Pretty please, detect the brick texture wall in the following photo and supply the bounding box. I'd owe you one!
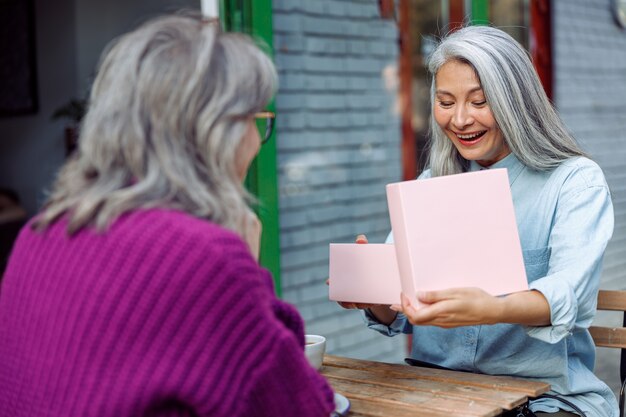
[553,0,626,396]
[272,0,405,360]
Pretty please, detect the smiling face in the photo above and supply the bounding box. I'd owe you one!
[433,60,510,167]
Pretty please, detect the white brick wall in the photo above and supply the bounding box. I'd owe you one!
[553,0,626,396]
[273,0,405,360]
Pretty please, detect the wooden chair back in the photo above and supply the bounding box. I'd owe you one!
[589,290,626,417]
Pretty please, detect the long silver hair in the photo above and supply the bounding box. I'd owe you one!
[36,12,277,236]
[426,25,586,176]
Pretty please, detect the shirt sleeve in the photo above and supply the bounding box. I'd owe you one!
[165,233,335,417]
[239,269,336,417]
[526,166,614,343]
[363,309,412,336]
[245,329,335,417]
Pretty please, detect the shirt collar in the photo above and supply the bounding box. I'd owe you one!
[468,153,525,186]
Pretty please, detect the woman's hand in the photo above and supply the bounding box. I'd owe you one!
[391,288,504,328]
[390,288,551,328]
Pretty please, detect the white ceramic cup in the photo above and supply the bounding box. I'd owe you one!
[304,334,326,370]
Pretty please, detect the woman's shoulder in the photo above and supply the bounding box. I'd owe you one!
[113,208,251,258]
[116,208,270,286]
[559,156,601,170]
[555,156,609,189]
[120,208,237,235]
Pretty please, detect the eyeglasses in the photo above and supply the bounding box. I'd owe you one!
[254,111,275,144]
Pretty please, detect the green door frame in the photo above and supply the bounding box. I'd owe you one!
[219,0,282,296]
[470,0,489,25]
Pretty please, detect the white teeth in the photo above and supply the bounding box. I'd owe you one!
[457,131,484,140]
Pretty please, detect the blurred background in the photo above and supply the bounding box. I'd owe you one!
[1,0,625,396]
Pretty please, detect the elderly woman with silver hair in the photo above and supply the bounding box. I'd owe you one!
[344,26,617,417]
[0,13,335,417]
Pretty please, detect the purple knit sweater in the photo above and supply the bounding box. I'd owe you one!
[0,209,334,417]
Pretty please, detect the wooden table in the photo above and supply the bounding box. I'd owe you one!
[321,355,551,417]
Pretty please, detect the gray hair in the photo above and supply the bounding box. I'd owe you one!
[426,25,585,176]
[36,12,277,236]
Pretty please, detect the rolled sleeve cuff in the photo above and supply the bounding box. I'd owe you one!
[525,279,577,343]
[363,309,407,337]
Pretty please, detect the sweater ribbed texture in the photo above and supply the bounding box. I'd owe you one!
[0,209,334,417]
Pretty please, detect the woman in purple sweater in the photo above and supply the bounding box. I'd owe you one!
[0,12,334,417]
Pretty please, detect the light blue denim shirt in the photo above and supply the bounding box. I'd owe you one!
[365,153,618,417]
